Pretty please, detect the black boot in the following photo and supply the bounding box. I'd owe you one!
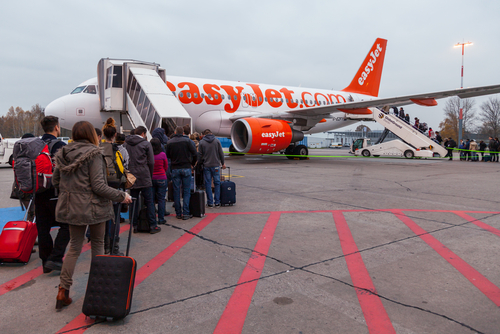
[111,237,124,256]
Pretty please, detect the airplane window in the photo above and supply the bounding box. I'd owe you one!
[208,94,212,99]
[265,97,268,102]
[194,93,198,98]
[71,86,86,94]
[179,92,183,97]
[215,95,219,99]
[252,96,255,101]
[222,95,225,99]
[286,99,289,103]
[227,95,231,100]
[243,96,246,101]
[83,85,97,94]
[234,95,238,100]
[187,93,191,98]
[201,93,204,98]
[259,97,262,102]
[281,99,283,102]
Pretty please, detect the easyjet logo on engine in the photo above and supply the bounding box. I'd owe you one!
[262,131,285,139]
[358,44,383,86]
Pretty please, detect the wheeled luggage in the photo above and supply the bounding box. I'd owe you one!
[189,173,205,217]
[0,199,37,264]
[82,199,137,320]
[167,180,174,202]
[135,194,151,233]
[220,167,236,206]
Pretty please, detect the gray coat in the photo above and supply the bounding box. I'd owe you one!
[198,134,224,168]
[53,140,127,225]
[125,135,154,189]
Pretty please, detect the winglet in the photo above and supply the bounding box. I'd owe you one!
[342,38,387,97]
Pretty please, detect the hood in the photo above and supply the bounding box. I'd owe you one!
[151,128,168,145]
[54,140,102,174]
[125,135,147,146]
[202,134,216,143]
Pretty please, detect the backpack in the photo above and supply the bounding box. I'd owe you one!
[13,137,60,194]
[101,142,126,189]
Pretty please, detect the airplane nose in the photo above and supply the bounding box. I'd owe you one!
[45,98,66,125]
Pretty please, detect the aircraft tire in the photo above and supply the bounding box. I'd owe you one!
[362,150,370,157]
[293,145,308,160]
[404,150,414,159]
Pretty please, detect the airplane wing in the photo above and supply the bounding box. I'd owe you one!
[286,84,500,117]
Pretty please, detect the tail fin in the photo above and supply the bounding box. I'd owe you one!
[342,38,387,97]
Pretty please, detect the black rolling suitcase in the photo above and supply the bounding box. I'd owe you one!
[189,173,205,217]
[82,199,137,320]
[220,167,236,206]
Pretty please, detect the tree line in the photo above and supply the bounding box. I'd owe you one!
[439,96,500,140]
[0,104,45,138]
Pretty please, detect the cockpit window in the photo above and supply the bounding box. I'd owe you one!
[71,86,86,94]
[83,85,97,94]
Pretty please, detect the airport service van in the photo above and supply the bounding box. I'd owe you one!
[350,138,435,159]
[0,134,20,167]
[329,142,342,149]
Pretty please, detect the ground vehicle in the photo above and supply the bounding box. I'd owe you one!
[329,142,342,149]
[0,134,20,167]
[350,138,435,158]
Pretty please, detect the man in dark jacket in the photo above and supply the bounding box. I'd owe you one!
[166,126,197,220]
[198,129,226,207]
[125,126,160,233]
[488,137,498,162]
[36,116,70,273]
[445,138,457,160]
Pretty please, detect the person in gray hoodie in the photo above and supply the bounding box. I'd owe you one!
[125,126,160,234]
[198,129,226,207]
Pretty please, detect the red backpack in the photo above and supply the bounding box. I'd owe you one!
[13,137,60,194]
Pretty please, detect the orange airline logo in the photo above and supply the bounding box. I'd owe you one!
[166,80,348,113]
[358,43,383,86]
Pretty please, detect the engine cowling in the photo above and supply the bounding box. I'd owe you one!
[230,118,304,153]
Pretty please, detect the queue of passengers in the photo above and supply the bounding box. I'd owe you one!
[22,116,226,310]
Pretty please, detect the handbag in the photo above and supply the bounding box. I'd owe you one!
[124,170,136,189]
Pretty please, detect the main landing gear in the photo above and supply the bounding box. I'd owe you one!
[285,144,309,160]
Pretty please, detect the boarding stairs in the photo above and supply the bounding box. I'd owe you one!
[345,108,447,157]
[97,59,191,138]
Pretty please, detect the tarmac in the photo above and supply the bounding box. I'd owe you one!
[0,148,499,334]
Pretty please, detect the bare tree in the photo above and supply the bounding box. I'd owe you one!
[478,97,500,138]
[0,104,45,138]
[439,97,476,141]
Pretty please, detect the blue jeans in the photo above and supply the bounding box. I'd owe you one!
[204,167,221,205]
[172,168,191,216]
[152,179,167,223]
[130,187,157,228]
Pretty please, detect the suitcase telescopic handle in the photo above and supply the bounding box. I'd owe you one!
[126,198,137,257]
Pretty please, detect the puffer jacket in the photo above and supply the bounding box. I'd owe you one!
[53,140,127,225]
[125,135,154,188]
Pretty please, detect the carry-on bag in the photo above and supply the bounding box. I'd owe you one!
[0,198,37,264]
[189,172,205,217]
[82,199,137,320]
[220,167,236,206]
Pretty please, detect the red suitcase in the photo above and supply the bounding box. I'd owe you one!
[0,200,37,264]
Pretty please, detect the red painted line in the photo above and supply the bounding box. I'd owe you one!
[214,212,281,334]
[332,211,396,334]
[56,213,219,334]
[391,210,500,307]
[0,224,130,297]
[453,211,500,238]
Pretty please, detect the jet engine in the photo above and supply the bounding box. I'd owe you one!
[230,118,304,153]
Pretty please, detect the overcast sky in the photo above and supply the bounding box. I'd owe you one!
[1,0,499,132]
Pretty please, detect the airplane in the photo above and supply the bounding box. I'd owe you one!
[45,38,500,159]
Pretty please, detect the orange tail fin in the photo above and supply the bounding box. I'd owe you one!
[342,38,387,97]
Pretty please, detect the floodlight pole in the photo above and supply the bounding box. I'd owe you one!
[455,41,472,144]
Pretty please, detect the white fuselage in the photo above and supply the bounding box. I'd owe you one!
[46,75,368,136]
